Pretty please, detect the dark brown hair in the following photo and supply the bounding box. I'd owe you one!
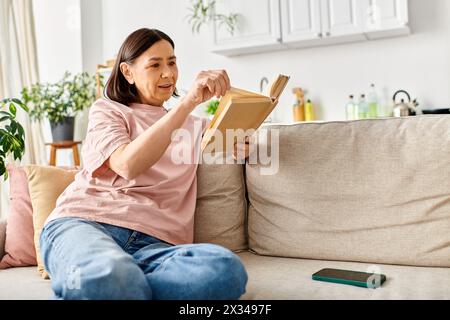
[105,28,178,106]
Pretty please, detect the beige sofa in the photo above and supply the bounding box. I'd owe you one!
[1,115,450,300]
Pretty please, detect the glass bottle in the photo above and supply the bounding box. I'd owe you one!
[367,84,378,118]
[358,94,368,119]
[346,95,356,120]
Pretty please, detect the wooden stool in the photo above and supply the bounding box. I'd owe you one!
[45,141,81,166]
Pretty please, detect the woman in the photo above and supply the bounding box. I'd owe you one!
[40,28,249,300]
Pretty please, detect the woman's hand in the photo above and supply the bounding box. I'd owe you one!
[182,70,231,110]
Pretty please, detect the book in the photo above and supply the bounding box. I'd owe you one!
[201,74,290,153]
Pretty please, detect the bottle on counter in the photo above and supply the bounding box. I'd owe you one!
[292,87,305,122]
[367,83,378,118]
[305,99,315,121]
[346,95,356,120]
[358,94,368,119]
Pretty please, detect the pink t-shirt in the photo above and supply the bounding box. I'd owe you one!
[45,98,208,245]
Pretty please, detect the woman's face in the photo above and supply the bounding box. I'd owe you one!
[120,39,178,106]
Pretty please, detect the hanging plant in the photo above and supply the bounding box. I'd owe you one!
[187,0,239,35]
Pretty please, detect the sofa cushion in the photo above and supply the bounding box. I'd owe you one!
[194,160,247,251]
[24,165,79,279]
[238,252,450,300]
[0,253,449,300]
[247,115,450,267]
[0,166,37,269]
[0,266,53,299]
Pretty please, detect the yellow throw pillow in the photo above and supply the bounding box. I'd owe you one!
[23,165,78,279]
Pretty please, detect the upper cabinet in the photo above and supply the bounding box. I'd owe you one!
[321,0,366,40]
[281,0,367,49]
[363,0,410,39]
[211,0,282,56]
[280,0,322,46]
[211,0,410,56]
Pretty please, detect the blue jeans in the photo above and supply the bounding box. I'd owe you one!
[40,217,248,300]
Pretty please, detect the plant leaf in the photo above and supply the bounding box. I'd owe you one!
[9,103,17,117]
[12,98,29,112]
[18,124,24,137]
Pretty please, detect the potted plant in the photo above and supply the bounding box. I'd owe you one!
[21,71,97,142]
[0,98,29,180]
[205,98,220,119]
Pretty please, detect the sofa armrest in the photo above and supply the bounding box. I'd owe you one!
[0,219,6,260]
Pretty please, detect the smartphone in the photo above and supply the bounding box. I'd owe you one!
[312,268,386,289]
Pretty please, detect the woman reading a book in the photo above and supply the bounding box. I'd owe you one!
[39,28,250,300]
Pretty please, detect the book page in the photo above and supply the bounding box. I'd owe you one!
[269,75,290,101]
[229,87,265,98]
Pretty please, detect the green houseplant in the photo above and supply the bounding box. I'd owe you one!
[205,99,220,117]
[187,0,239,35]
[0,98,29,181]
[21,71,97,142]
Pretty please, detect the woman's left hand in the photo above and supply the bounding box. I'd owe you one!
[232,136,255,161]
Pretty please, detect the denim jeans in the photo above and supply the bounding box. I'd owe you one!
[39,217,248,300]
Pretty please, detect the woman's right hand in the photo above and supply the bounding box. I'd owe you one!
[182,70,231,111]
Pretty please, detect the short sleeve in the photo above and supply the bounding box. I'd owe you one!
[81,104,132,178]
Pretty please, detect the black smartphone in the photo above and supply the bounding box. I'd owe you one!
[312,268,386,289]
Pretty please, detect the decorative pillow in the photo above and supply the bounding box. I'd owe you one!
[0,165,37,269]
[0,220,6,260]
[194,159,247,252]
[23,165,78,279]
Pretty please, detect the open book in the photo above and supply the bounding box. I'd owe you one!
[201,74,290,153]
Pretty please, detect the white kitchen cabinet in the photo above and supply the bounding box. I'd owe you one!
[211,0,283,56]
[363,0,410,39]
[281,0,366,48]
[280,0,322,47]
[210,0,409,56]
[321,0,366,42]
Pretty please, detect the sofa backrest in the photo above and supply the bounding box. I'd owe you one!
[246,115,450,267]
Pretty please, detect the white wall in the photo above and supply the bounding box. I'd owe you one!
[100,0,450,122]
[33,0,82,83]
[80,0,103,74]
[33,0,83,166]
